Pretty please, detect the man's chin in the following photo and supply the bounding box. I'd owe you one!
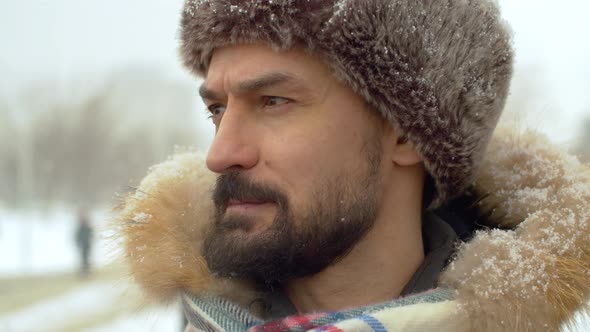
[217,223,277,244]
[220,207,276,233]
[203,227,290,281]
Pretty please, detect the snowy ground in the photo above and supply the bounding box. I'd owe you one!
[86,308,182,332]
[0,280,181,332]
[0,208,588,331]
[2,282,138,331]
[0,208,115,276]
[0,208,183,332]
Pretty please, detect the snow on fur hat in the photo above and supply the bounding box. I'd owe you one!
[179,0,514,208]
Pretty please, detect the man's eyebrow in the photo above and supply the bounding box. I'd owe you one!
[234,72,300,94]
[199,85,221,101]
[199,72,304,100]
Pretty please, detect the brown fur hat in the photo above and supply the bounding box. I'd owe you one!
[179,0,514,207]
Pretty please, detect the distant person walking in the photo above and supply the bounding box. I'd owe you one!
[75,208,93,278]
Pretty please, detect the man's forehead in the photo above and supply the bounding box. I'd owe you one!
[201,45,333,98]
[210,43,309,63]
[206,44,329,78]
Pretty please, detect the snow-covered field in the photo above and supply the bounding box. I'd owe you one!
[86,308,181,332]
[0,208,114,276]
[0,280,181,332]
[0,208,182,331]
[1,282,130,331]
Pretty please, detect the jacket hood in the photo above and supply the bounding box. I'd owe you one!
[113,129,590,331]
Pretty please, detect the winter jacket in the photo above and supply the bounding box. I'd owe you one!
[114,128,590,331]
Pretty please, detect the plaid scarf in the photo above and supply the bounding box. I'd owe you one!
[182,288,454,332]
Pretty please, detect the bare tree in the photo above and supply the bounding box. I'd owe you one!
[0,67,204,209]
[573,115,590,163]
[0,100,18,206]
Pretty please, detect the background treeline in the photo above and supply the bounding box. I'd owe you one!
[0,68,208,210]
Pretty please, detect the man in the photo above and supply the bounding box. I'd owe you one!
[75,208,93,278]
[116,1,590,331]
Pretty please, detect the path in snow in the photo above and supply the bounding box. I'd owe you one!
[0,277,181,332]
[85,308,181,332]
[0,281,128,332]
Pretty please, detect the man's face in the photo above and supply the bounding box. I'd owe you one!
[201,44,387,284]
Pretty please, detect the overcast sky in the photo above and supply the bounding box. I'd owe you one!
[1,0,589,145]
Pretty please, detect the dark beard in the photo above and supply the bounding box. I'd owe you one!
[203,139,382,285]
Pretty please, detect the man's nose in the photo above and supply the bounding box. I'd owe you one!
[206,108,258,173]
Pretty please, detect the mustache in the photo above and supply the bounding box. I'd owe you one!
[213,173,288,209]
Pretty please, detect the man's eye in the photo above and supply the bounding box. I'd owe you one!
[263,96,291,108]
[207,104,226,118]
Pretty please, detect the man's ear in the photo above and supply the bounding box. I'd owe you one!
[391,135,423,167]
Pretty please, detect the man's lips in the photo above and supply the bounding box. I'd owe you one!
[227,199,272,209]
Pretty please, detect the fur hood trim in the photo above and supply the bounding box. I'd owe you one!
[440,128,590,331]
[179,0,514,208]
[114,129,590,331]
